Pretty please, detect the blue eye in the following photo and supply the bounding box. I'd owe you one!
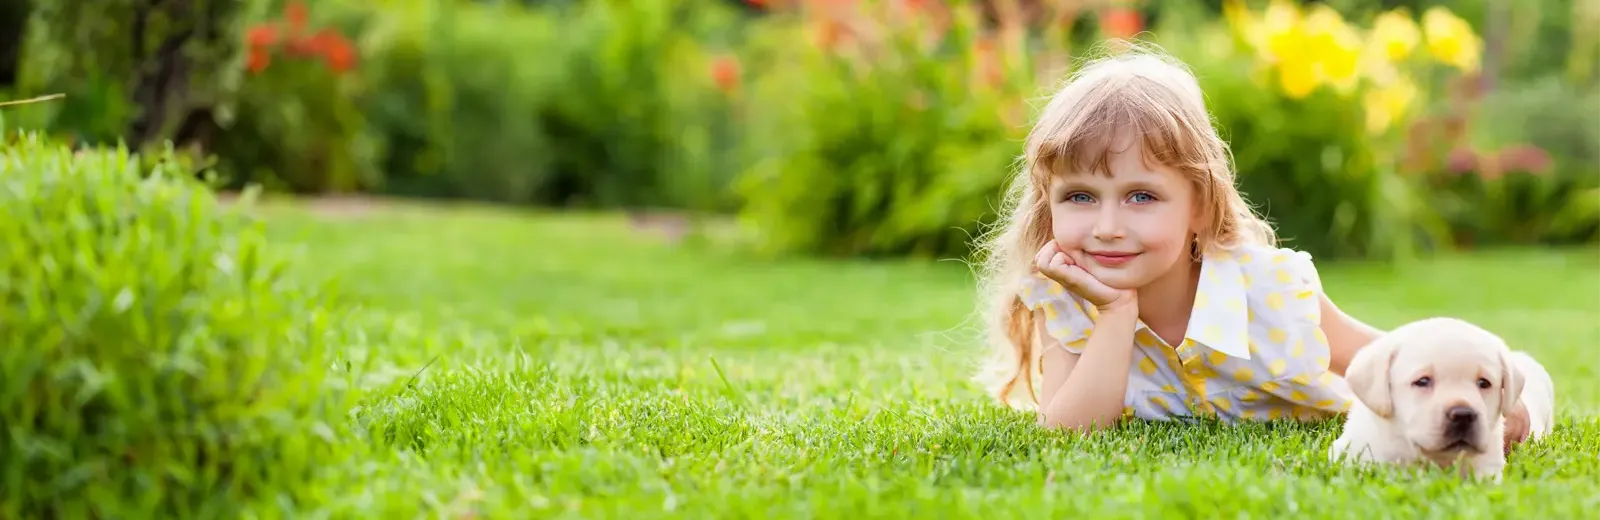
[1067,193,1094,204]
[1130,192,1157,204]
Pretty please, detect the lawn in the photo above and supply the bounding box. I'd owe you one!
[256,199,1599,518]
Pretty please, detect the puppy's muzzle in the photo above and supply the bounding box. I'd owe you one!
[1443,406,1478,440]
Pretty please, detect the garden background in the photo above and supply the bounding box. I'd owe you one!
[3,0,1599,517]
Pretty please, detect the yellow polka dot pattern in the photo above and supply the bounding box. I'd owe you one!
[1016,243,1355,424]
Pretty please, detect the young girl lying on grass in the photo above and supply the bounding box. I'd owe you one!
[972,46,1535,451]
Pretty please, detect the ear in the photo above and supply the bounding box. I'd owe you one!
[1497,349,1525,417]
[1345,334,1398,418]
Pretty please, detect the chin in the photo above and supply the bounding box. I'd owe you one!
[1092,270,1153,291]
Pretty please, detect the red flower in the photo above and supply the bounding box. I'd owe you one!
[247,49,271,74]
[1495,144,1553,176]
[1098,7,1143,39]
[1446,147,1478,175]
[286,1,309,31]
[246,24,279,48]
[288,34,316,57]
[710,55,740,93]
[318,32,357,73]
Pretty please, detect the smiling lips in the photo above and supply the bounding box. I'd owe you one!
[1086,250,1138,267]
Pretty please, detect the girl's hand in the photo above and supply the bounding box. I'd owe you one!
[1033,240,1136,313]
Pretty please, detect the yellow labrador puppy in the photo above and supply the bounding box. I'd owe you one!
[1329,317,1555,482]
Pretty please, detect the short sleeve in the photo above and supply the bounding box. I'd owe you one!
[1240,246,1325,326]
[1019,272,1096,353]
[1286,249,1323,294]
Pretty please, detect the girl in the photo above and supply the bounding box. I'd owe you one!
[971,47,1535,446]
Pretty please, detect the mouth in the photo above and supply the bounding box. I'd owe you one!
[1429,439,1479,455]
[1085,251,1139,267]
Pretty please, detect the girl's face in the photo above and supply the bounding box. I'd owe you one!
[1047,142,1201,291]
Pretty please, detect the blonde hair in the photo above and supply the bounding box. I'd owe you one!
[971,43,1277,408]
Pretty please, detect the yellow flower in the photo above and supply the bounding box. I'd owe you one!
[1301,4,1363,94]
[1358,47,1402,85]
[1261,0,1305,62]
[1369,9,1421,62]
[1363,74,1418,134]
[1223,0,1263,49]
[1422,6,1482,72]
[1278,57,1319,99]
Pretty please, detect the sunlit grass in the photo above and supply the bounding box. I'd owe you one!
[260,200,1600,517]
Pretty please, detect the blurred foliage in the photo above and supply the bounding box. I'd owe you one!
[209,1,384,193]
[1187,0,1485,260]
[1414,74,1600,247]
[4,0,1596,261]
[733,2,1057,258]
[13,0,246,147]
[355,0,744,210]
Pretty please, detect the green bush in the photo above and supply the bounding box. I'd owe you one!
[539,0,741,210]
[208,1,384,194]
[1176,41,1447,260]
[11,0,249,149]
[734,5,1046,259]
[353,0,742,210]
[1419,75,1600,246]
[355,1,565,204]
[0,130,349,517]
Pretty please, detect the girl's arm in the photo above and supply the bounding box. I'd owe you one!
[1035,306,1138,432]
[1318,293,1385,377]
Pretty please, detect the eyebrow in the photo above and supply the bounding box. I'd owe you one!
[1052,176,1168,194]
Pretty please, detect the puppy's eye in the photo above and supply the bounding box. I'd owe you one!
[1477,378,1492,389]
[1412,377,1432,388]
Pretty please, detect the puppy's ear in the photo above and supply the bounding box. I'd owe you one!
[1345,334,1398,418]
[1497,349,1525,417]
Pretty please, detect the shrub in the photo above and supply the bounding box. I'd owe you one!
[735,1,1064,259]
[520,0,743,210]
[1413,74,1600,246]
[209,1,384,194]
[0,130,349,517]
[1167,0,1490,260]
[354,1,567,204]
[11,0,248,149]
[352,0,741,210]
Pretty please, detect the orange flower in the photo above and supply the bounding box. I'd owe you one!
[1098,7,1143,39]
[813,19,848,50]
[320,33,357,73]
[710,55,741,93]
[286,1,308,31]
[246,24,279,48]
[972,36,1003,88]
[247,48,271,74]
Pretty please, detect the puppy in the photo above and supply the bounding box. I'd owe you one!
[1329,317,1555,482]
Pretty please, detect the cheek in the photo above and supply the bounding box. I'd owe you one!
[1049,206,1090,244]
[1130,212,1194,252]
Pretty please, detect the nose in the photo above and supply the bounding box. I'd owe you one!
[1446,406,1478,426]
[1092,204,1124,240]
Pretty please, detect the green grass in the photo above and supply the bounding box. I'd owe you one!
[255,200,1600,518]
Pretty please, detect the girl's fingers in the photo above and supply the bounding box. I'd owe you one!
[1034,243,1056,271]
[1056,244,1076,266]
[1057,265,1119,306]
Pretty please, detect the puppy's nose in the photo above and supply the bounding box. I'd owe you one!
[1446,406,1478,425]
